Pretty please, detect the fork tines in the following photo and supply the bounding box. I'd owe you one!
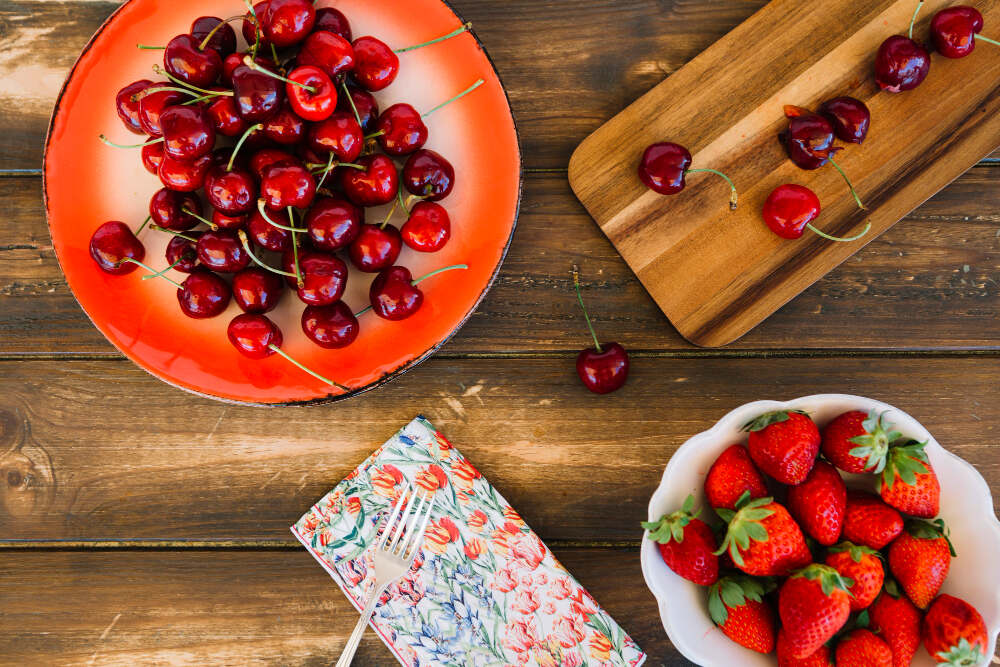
[379,482,436,562]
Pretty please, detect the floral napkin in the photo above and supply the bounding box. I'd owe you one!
[291,416,646,667]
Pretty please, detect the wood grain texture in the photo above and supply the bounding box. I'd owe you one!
[1,356,996,545]
[569,0,1000,347]
[0,549,687,665]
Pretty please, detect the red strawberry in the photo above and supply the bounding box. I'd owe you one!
[705,444,768,510]
[888,518,954,609]
[879,439,940,518]
[843,491,903,550]
[707,575,776,653]
[778,564,852,658]
[869,578,922,667]
[821,409,899,474]
[824,542,884,611]
[835,628,892,667]
[715,494,811,577]
[786,460,846,546]
[641,494,719,585]
[923,594,988,666]
[744,410,820,485]
[777,628,834,666]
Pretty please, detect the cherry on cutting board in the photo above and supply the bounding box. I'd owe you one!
[197,229,251,272]
[164,34,222,88]
[89,221,146,275]
[875,2,931,92]
[638,142,738,209]
[150,188,201,231]
[369,264,468,321]
[819,97,870,144]
[782,106,866,211]
[191,16,238,57]
[301,301,359,349]
[401,201,450,252]
[178,268,232,319]
[232,266,284,313]
[116,80,153,134]
[572,266,629,394]
[348,223,402,272]
[286,66,337,121]
[402,149,453,202]
[305,196,363,251]
[342,154,399,207]
[931,6,999,58]
[762,184,871,242]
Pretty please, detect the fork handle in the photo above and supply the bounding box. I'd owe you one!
[335,584,387,667]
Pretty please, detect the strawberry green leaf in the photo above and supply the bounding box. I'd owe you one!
[742,410,805,432]
[934,637,985,666]
[716,508,736,523]
[707,583,729,626]
[883,577,902,599]
[793,564,854,597]
[855,609,870,629]
[829,541,880,563]
[846,411,898,473]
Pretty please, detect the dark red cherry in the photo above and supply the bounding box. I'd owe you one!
[116,80,153,134]
[305,196,363,251]
[369,266,422,320]
[250,148,298,180]
[150,188,201,231]
[782,106,840,170]
[638,142,692,195]
[819,97,870,144]
[263,104,305,145]
[228,313,282,358]
[191,16,238,57]
[577,344,629,394]
[308,112,363,162]
[337,85,378,131]
[89,221,145,275]
[875,35,930,93]
[352,36,399,91]
[301,301,359,349]
[261,0,315,48]
[178,269,232,319]
[223,51,275,85]
[165,232,201,273]
[348,223,402,272]
[231,64,285,123]
[160,105,216,160]
[138,89,186,137]
[401,201,450,252]
[242,1,272,51]
[158,153,213,192]
[762,184,822,239]
[232,267,284,313]
[197,229,251,272]
[314,7,352,41]
[297,31,355,79]
[205,92,248,137]
[247,208,294,252]
[296,250,348,306]
[341,154,398,207]
[141,140,165,174]
[261,161,316,209]
[286,66,337,122]
[403,149,453,201]
[212,210,248,230]
[205,167,257,215]
[377,103,427,156]
[931,6,988,58]
[164,34,222,88]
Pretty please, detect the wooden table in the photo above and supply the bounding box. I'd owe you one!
[1,1,997,664]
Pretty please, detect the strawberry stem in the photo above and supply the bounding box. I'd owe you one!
[686,168,739,210]
[422,79,484,118]
[572,265,602,354]
[395,23,472,53]
[267,344,350,391]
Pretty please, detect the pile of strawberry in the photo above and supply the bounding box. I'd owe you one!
[643,410,991,666]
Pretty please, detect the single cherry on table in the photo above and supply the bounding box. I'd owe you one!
[762,184,870,242]
[638,142,738,209]
[571,267,628,394]
[875,2,931,93]
[931,6,999,58]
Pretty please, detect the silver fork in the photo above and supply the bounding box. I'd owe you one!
[335,483,436,667]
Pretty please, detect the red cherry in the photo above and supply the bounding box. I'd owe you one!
[160,105,216,160]
[342,154,399,207]
[314,7,352,41]
[242,1,272,51]
[260,0,315,48]
[116,80,153,134]
[197,229,251,272]
[352,36,399,91]
[762,184,822,240]
[301,302,359,349]
[247,207,294,252]
[165,231,201,273]
[307,112,363,162]
[164,34,222,88]
[231,64,285,123]
[250,148,298,180]
[263,103,306,145]
[205,92,248,137]
[305,196,363,251]
[232,266,284,313]
[205,166,257,215]
[401,201,451,252]
[178,269,232,319]
[403,149,453,201]
[158,153,213,192]
[931,6,993,58]
[228,313,282,358]
[89,221,145,275]
[376,103,427,156]
[571,267,628,394]
[286,66,337,122]
[369,266,422,320]
[138,89,186,137]
[348,223,402,272]
[261,161,316,210]
[638,142,692,195]
[337,85,379,132]
[223,51,275,85]
[875,35,930,92]
[191,16,238,57]
[141,140,165,174]
[296,31,355,79]
[782,106,840,170]
[819,97,870,144]
[212,210,248,230]
[150,188,201,231]
[296,250,348,306]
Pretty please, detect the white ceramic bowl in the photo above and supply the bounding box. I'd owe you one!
[640,394,1000,667]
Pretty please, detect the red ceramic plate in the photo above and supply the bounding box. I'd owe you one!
[45,0,521,405]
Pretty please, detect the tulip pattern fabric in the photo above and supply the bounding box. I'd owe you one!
[291,416,646,667]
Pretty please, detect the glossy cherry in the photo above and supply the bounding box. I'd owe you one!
[164,34,222,88]
[762,184,870,242]
[401,202,450,252]
[141,141,165,174]
[782,107,840,170]
[369,266,422,320]
[228,313,282,358]
[819,97,870,144]
[212,210,248,231]
[352,36,399,91]
[338,85,379,131]
[158,153,213,192]
[572,267,628,394]
[260,0,315,48]
[403,149,453,201]
[223,51,275,85]
[301,302,359,349]
[89,221,146,275]
[205,166,257,215]
[232,266,284,313]
[197,229,251,272]
[376,103,427,156]
[191,16,238,57]
[150,188,201,231]
[138,89,186,137]
[296,250,348,306]
[261,162,316,210]
[296,31,355,79]
[285,66,336,121]
[116,80,153,134]
[637,142,739,207]
[342,154,398,207]
[875,35,931,92]
[263,104,306,145]
[348,223,402,272]
[164,231,201,273]
[314,7,352,41]
[178,269,232,319]
[205,92,247,137]
[308,112,363,162]
[159,105,216,160]
[250,148,298,180]
[931,6,997,58]
[231,64,284,123]
[305,196,363,251]
[242,1,272,51]
[247,207,294,252]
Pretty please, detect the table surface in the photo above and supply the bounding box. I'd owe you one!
[1,1,998,665]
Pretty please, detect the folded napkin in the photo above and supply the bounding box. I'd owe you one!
[291,416,646,667]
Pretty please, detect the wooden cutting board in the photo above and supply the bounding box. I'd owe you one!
[569,0,1000,347]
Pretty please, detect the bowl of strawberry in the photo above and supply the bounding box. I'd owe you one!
[640,394,1000,666]
[44,0,520,404]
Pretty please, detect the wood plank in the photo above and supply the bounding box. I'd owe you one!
[0,548,686,665]
[3,168,1000,357]
[1,356,996,544]
[2,0,997,171]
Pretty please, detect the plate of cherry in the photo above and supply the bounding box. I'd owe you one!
[44,0,521,405]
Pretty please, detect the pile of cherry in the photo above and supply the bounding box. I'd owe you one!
[89,0,481,391]
[638,2,997,243]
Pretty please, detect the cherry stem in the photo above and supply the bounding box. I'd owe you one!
[267,344,350,391]
[197,15,245,51]
[141,255,187,281]
[977,34,1000,47]
[153,65,228,97]
[228,123,264,171]
[364,130,385,140]
[908,1,924,40]
[307,161,364,173]
[341,80,363,127]
[399,188,412,215]
[137,86,229,102]
[242,56,316,93]
[686,168,739,210]
[423,79,485,117]
[806,221,872,243]
[136,215,152,235]
[355,305,373,317]
[411,264,469,286]
[828,157,867,211]
[99,135,163,149]
[572,265,602,354]
[238,230,302,281]
[136,44,166,50]
[395,23,472,53]
[150,224,199,242]
[256,200,308,232]
[120,258,183,288]
[380,196,400,228]
[315,153,335,191]
[241,0,262,59]
[181,208,219,231]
